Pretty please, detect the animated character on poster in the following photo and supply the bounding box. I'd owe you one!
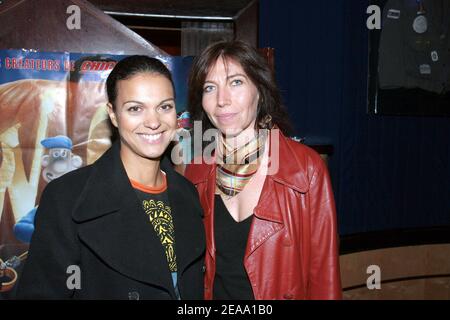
[13,135,82,243]
[0,136,82,293]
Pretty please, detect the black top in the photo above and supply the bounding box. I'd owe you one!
[133,188,180,299]
[213,195,254,300]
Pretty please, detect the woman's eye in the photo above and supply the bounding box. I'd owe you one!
[203,85,215,93]
[127,106,141,112]
[231,79,243,86]
[159,104,174,112]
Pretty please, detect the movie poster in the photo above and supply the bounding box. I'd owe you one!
[0,50,193,298]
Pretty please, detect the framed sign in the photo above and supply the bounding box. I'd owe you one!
[368,0,450,116]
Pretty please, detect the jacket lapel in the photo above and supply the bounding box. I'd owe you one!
[72,142,176,297]
[185,157,216,258]
[246,131,309,256]
[248,180,285,256]
[201,165,217,258]
[187,131,309,259]
[162,158,205,276]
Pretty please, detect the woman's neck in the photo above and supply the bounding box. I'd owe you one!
[221,127,258,151]
[120,148,163,187]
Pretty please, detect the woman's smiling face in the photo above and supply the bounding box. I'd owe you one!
[107,72,177,162]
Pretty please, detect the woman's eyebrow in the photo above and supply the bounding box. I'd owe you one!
[226,73,247,80]
[204,73,247,83]
[122,100,142,106]
[156,98,175,106]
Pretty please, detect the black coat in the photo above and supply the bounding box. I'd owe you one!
[16,142,205,300]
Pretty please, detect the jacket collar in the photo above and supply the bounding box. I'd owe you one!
[187,130,310,225]
[264,129,309,193]
[188,130,309,192]
[72,141,196,221]
[72,141,205,298]
[72,141,124,222]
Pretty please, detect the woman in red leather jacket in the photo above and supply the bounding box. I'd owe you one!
[184,40,342,300]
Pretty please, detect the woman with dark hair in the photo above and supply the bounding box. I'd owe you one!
[184,40,341,300]
[16,55,205,299]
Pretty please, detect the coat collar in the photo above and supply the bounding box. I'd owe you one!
[187,130,309,193]
[72,141,204,298]
[185,129,311,245]
[266,129,309,193]
[186,130,312,257]
[72,141,124,222]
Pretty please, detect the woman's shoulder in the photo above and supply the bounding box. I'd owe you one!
[280,135,326,169]
[184,156,214,184]
[43,164,94,196]
[170,166,199,189]
[268,136,330,193]
[32,165,96,233]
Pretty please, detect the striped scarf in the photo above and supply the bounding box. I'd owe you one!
[216,132,266,197]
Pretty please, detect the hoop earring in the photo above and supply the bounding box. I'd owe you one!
[258,114,273,129]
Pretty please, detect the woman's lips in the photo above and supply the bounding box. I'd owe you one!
[215,113,237,124]
[137,132,164,144]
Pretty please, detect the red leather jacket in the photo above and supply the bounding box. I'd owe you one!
[185,131,342,300]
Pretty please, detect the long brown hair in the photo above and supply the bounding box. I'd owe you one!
[187,40,293,136]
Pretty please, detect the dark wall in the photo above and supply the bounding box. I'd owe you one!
[259,0,450,235]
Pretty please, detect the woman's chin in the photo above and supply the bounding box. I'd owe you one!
[218,127,243,138]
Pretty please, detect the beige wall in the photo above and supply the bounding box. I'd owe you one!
[340,244,450,300]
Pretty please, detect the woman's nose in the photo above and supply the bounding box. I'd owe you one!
[217,87,231,108]
[143,110,161,130]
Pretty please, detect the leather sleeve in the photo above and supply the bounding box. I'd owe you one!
[307,159,342,299]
